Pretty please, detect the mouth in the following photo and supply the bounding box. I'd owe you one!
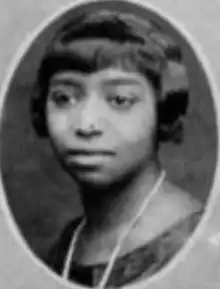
[64,148,116,167]
[65,148,116,156]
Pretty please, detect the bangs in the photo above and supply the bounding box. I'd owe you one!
[37,10,179,93]
[39,38,164,90]
[65,39,166,72]
[32,10,187,140]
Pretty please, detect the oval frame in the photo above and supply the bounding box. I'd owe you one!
[0,0,219,289]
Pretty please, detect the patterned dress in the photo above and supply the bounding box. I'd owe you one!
[46,208,203,288]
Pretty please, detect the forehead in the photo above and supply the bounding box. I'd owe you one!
[50,67,149,87]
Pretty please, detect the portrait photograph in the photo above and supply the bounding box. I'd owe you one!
[0,0,218,288]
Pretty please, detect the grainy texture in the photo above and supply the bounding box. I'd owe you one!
[0,1,220,289]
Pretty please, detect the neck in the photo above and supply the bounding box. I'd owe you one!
[78,162,162,236]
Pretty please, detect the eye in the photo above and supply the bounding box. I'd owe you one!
[107,94,136,109]
[48,90,77,108]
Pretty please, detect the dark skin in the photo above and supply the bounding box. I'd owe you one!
[46,67,201,265]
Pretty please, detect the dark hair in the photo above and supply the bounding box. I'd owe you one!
[31,10,188,143]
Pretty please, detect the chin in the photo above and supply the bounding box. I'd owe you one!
[72,168,138,192]
[72,170,116,189]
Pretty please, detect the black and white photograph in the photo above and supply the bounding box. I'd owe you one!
[0,0,218,288]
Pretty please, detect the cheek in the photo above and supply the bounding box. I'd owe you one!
[46,106,71,145]
[114,104,157,145]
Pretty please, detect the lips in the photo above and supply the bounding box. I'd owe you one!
[64,148,115,167]
[66,148,116,156]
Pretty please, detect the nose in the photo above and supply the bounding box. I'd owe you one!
[75,94,103,139]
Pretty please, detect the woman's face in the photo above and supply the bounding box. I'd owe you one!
[46,67,158,187]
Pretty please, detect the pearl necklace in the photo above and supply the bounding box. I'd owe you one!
[62,170,166,289]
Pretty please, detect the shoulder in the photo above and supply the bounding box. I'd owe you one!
[143,182,204,256]
[156,181,204,238]
[141,180,203,240]
[158,181,203,220]
[45,216,83,274]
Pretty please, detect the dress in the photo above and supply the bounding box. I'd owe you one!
[46,208,203,288]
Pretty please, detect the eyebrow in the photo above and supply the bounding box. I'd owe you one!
[50,76,144,88]
[50,78,83,88]
[103,78,143,87]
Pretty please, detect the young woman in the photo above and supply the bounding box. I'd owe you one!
[31,9,203,288]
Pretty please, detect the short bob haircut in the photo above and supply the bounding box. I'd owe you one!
[31,9,189,144]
